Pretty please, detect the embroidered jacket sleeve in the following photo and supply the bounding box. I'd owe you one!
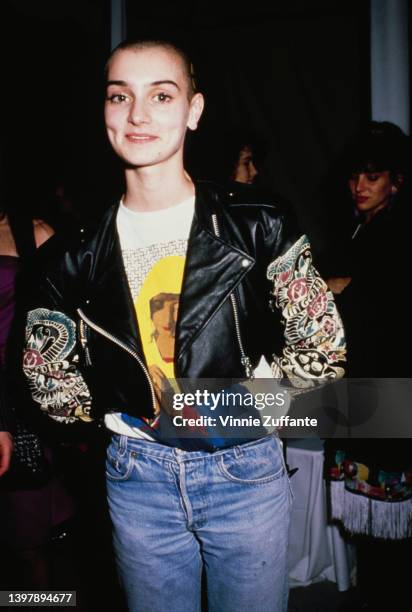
[23,307,92,424]
[267,233,346,386]
[21,238,93,425]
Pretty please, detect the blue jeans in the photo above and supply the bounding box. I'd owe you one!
[106,433,293,612]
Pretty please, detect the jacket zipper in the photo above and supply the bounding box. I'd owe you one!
[78,318,92,366]
[211,214,254,380]
[76,308,157,414]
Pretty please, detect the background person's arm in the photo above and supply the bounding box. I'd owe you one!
[0,431,13,477]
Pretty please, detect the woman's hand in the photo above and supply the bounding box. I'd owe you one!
[0,431,14,477]
[326,277,352,295]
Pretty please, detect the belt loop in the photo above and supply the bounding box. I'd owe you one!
[234,445,242,459]
[119,435,127,456]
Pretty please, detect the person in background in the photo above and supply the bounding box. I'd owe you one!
[211,129,266,186]
[326,121,409,373]
[231,139,260,184]
[325,121,411,611]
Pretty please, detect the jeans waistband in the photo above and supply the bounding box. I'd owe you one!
[111,432,281,462]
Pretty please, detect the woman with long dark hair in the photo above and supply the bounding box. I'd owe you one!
[326,121,411,611]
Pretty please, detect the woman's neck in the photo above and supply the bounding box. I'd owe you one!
[363,202,389,224]
[123,162,194,212]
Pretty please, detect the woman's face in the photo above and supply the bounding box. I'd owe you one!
[233,146,258,184]
[348,170,397,220]
[151,295,179,337]
[104,46,204,171]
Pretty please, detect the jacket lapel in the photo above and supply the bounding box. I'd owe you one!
[175,184,255,360]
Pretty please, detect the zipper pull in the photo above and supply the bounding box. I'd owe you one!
[79,319,92,367]
[241,355,255,380]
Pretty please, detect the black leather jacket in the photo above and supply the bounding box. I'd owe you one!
[17,181,297,426]
[23,177,344,440]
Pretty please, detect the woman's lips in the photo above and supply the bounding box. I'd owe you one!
[126,133,158,143]
[355,196,368,204]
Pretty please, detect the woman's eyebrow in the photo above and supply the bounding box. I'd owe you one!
[106,79,180,90]
[151,80,180,90]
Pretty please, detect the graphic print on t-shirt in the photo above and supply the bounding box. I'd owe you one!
[135,255,185,421]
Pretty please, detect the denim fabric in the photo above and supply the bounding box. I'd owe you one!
[106,433,293,612]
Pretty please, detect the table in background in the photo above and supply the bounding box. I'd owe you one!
[286,438,354,591]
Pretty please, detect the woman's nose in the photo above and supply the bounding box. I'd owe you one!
[128,98,150,124]
[249,161,258,181]
[355,174,366,192]
[168,305,175,325]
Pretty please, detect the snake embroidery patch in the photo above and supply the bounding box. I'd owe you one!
[23,308,92,423]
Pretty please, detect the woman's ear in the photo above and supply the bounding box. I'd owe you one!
[187,93,204,131]
[392,173,405,193]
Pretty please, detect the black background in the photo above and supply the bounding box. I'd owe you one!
[2,0,407,265]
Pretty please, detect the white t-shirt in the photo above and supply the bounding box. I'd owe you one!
[104,196,195,439]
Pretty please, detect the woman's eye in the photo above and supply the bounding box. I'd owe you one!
[154,92,172,103]
[366,174,380,182]
[107,93,128,104]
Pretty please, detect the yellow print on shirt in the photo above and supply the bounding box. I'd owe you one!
[135,256,185,417]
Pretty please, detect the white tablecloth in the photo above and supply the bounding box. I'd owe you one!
[286,439,354,591]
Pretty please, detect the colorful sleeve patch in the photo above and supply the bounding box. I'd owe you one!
[267,235,346,386]
[23,308,92,423]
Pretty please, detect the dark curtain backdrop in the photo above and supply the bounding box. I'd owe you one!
[1,0,113,224]
[127,0,370,266]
